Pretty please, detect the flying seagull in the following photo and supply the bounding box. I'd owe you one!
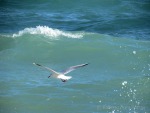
[33,63,89,82]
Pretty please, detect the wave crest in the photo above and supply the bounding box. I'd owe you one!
[12,26,83,39]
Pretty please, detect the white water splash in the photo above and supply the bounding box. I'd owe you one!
[133,51,136,55]
[12,26,83,39]
[122,81,128,86]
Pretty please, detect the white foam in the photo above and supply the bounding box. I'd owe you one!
[133,51,136,55]
[12,26,83,39]
[122,81,127,86]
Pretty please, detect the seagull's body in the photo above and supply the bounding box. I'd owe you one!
[33,63,88,82]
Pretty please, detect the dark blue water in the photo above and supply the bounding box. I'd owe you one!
[0,0,150,113]
[1,0,150,40]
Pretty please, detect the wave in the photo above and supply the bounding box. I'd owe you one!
[12,26,84,39]
[0,27,150,79]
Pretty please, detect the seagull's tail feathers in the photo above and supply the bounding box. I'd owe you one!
[59,76,72,82]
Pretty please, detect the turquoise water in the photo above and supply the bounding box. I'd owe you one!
[0,0,150,113]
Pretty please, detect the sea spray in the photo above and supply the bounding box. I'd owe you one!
[12,26,83,39]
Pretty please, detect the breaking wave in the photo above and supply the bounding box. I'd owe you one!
[12,26,84,39]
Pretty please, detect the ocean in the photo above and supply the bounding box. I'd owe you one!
[0,0,150,113]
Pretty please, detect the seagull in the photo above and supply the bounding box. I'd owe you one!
[33,63,89,82]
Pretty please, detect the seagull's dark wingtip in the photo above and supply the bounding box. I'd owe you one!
[33,63,41,66]
[86,63,89,65]
[84,63,89,66]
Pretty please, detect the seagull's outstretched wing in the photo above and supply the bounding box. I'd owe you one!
[62,63,89,74]
[33,63,58,74]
